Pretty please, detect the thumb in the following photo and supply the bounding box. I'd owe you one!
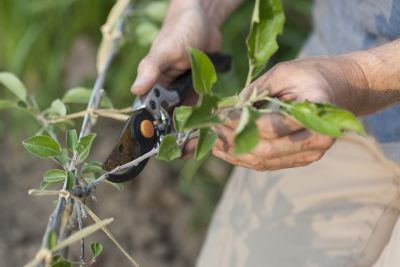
[131,54,164,95]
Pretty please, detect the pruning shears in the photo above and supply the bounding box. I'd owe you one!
[102,53,231,183]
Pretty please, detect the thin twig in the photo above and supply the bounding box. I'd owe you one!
[76,202,85,265]
[70,147,159,197]
[36,3,133,265]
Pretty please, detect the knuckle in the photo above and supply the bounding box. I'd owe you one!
[254,160,266,171]
[257,143,274,159]
[304,151,324,163]
[272,62,290,74]
[306,134,334,150]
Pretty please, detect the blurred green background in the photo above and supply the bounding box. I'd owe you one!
[0,0,312,266]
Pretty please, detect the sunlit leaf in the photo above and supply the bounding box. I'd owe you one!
[287,102,342,137]
[22,135,61,158]
[188,47,217,95]
[43,169,66,183]
[195,128,217,160]
[316,103,365,135]
[234,106,260,154]
[173,106,193,132]
[184,95,221,129]
[77,133,96,162]
[157,134,181,161]
[246,0,285,80]
[0,72,28,102]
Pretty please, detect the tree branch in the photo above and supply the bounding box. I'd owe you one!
[36,3,133,265]
[70,147,160,198]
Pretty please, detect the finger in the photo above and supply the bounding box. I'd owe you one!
[181,138,197,159]
[131,52,171,95]
[250,130,335,158]
[213,124,235,152]
[212,147,325,171]
[214,125,334,159]
[223,111,303,139]
[239,74,272,100]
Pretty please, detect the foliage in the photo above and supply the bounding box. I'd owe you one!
[0,0,355,266]
[158,0,364,158]
[246,0,285,84]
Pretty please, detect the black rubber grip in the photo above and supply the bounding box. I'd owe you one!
[167,53,231,100]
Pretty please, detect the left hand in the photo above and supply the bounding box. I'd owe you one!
[211,55,368,170]
[212,111,334,170]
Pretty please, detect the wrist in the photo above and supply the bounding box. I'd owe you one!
[333,54,372,115]
[166,0,242,27]
[341,41,400,115]
[196,0,243,26]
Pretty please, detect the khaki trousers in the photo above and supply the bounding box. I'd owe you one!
[196,136,400,267]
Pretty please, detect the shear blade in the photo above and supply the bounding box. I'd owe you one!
[102,109,157,183]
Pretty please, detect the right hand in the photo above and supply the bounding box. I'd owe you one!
[130,2,222,95]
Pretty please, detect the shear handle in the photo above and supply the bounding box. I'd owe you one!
[168,53,231,100]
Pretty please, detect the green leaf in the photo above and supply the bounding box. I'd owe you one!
[46,99,67,117]
[66,129,78,151]
[184,95,221,129]
[156,134,182,161]
[246,0,285,79]
[90,242,103,258]
[82,161,103,175]
[173,106,193,132]
[316,103,365,135]
[77,133,96,162]
[47,230,57,250]
[43,169,66,183]
[22,135,61,158]
[40,180,50,190]
[54,148,69,167]
[195,128,217,160]
[188,47,217,95]
[286,102,342,137]
[218,95,240,109]
[51,261,71,267]
[66,171,74,190]
[0,99,17,110]
[0,72,28,102]
[234,107,260,154]
[62,87,113,108]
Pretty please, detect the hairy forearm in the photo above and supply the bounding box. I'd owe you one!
[344,40,400,114]
[165,0,243,26]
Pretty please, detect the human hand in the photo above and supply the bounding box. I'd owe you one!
[130,1,222,96]
[212,56,369,170]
